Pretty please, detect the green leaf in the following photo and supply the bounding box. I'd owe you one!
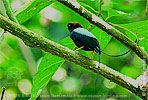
[91,27,112,50]
[0,0,7,17]
[31,37,74,100]
[78,1,108,19]
[77,0,100,12]
[15,0,55,24]
[58,37,75,49]
[120,20,148,52]
[106,15,146,24]
[79,2,99,15]
[101,0,113,11]
[108,8,129,18]
[106,0,146,24]
[31,53,64,100]
[0,29,4,44]
[111,0,145,13]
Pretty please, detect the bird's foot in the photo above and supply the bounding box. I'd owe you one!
[74,46,84,53]
[90,56,93,59]
[90,50,95,60]
[74,50,79,53]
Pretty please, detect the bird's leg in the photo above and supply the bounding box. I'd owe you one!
[90,50,95,59]
[74,46,84,53]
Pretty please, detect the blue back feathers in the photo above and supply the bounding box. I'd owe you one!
[73,28,97,39]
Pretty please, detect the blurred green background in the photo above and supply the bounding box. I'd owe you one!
[0,0,147,100]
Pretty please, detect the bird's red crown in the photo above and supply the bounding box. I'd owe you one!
[71,23,81,26]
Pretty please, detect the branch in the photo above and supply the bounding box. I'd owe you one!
[56,0,148,65]
[2,0,37,77]
[0,15,146,100]
[146,0,148,19]
[2,0,19,24]
[1,87,6,100]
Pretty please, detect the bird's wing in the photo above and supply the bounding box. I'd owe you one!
[73,28,97,39]
[70,30,99,51]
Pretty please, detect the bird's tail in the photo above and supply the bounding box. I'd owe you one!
[96,46,101,54]
[94,46,101,86]
[95,53,100,86]
[96,46,130,57]
[94,45,130,86]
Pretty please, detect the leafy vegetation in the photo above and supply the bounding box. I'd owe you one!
[0,0,147,100]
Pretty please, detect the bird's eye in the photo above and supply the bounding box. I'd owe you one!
[67,24,70,28]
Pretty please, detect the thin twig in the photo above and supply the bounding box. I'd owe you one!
[1,87,6,100]
[99,0,105,21]
[2,0,19,24]
[88,0,102,30]
[146,0,148,19]
[108,22,138,40]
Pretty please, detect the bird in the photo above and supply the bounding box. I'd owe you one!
[67,23,101,86]
[67,23,132,86]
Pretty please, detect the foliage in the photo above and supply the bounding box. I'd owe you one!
[0,0,147,100]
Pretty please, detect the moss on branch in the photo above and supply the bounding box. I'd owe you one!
[0,15,146,100]
[56,0,148,66]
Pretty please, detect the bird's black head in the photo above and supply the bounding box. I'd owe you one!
[67,23,83,33]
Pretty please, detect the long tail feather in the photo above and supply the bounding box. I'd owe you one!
[97,47,130,57]
[95,53,100,86]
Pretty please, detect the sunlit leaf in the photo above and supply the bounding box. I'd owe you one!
[91,27,112,50]
[15,0,55,24]
[79,2,99,15]
[120,20,148,52]
[31,53,64,100]
[106,0,146,24]
[0,0,7,17]
[78,1,108,19]
[106,15,147,24]
[77,0,100,12]
[121,66,139,78]
[31,37,75,100]
[107,8,129,18]
[111,0,145,13]
[58,37,74,49]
